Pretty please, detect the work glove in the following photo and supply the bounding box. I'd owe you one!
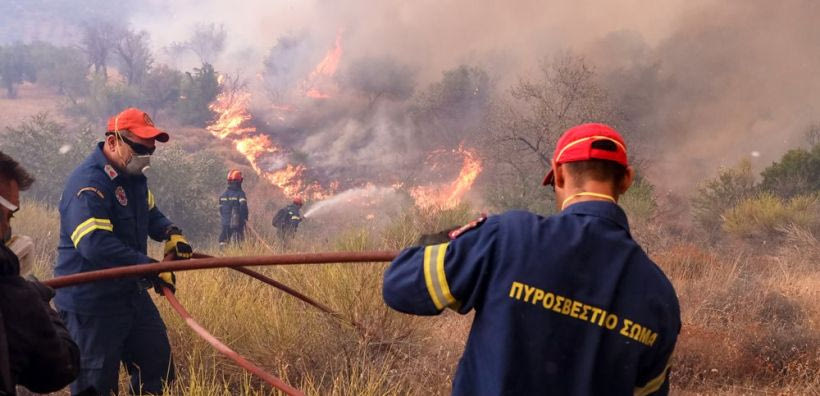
[164,228,193,260]
[415,215,488,246]
[416,228,457,246]
[153,271,176,294]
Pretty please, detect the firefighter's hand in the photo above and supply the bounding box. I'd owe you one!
[416,228,456,246]
[25,275,56,302]
[164,233,193,260]
[153,272,176,294]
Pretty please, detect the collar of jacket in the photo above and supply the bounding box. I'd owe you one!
[90,142,147,182]
[561,200,631,233]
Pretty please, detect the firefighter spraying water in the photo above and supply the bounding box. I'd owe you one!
[272,197,304,245]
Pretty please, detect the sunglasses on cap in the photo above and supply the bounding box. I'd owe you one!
[106,132,156,155]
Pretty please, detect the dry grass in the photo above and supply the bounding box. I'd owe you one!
[14,200,820,395]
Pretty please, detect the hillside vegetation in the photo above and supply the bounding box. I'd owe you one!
[17,189,820,394]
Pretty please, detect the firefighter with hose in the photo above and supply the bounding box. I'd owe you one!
[272,197,304,245]
[54,108,192,395]
[383,123,680,395]
[218,169,249,246]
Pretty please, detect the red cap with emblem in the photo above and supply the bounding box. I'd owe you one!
[542,123,628,186]
[106,108,169,142]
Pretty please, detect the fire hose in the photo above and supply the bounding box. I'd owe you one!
[43,251,399,395]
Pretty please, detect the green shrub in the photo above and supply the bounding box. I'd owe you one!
[692,158,756,236]
[28,42,90,99]
[722,193,820,241]
[174,63,219,127]
[147,145,227,244]
[66,74,142,123]
[758,144,820,199]
[0,113,96,204]
[2,113,225,244]
[621,174,657,224]
[0,43,36,98]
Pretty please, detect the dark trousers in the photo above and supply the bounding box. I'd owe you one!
[218,225,245,244]
[60,292,174,395]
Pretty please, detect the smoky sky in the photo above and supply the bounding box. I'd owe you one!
[5,0,819,197]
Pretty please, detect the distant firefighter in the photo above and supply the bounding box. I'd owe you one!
[272,197,303,242]
[219,170,249,246]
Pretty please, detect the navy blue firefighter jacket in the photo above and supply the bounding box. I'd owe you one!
[54,143,175,315]
[383,201,680,396]
[219,182,248,227]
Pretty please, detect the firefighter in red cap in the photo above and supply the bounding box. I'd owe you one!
[383,123,680,395]
[54,108,193,395]
[272,197,303,245]
[218,169,249,246]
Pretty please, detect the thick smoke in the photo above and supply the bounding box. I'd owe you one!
[588,0,820,194]
[5,0,818,199]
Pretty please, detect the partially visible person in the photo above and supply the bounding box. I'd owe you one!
[218,169,249,246]
[272,197,303,244]
[54,108,192,395]
[0,151,80,395]
[383,123,680,395]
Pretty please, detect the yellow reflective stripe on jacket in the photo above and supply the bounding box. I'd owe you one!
[423,243,458,310]
[147,190,156,210]
[70,218,114,247]
[634,358,672,396]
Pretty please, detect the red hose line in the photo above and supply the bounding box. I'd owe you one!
[189,253,348,321]
[44,251,399,289]
[161,286,304,396]
[44,252,398,392]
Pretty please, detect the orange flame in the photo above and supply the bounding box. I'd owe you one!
[410,146,483,209]
[303,32,343,99]
[207,80,329,199]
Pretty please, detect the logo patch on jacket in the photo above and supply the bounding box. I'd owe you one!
[104,164,118,180]
[115,186,128,206]
[448,215,487,240]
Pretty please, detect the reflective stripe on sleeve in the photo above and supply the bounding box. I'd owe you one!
[148,190,156,210]
[634,360,672,396]
[70,218,114,247]
[423,243,458,310]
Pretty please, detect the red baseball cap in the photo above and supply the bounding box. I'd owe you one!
[542,123,628,186]
[106,108,169,142]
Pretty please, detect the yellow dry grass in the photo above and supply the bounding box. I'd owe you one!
[13,200,820,395]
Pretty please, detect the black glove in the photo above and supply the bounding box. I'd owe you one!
[152,272,176,294]
[416,227,458,246]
